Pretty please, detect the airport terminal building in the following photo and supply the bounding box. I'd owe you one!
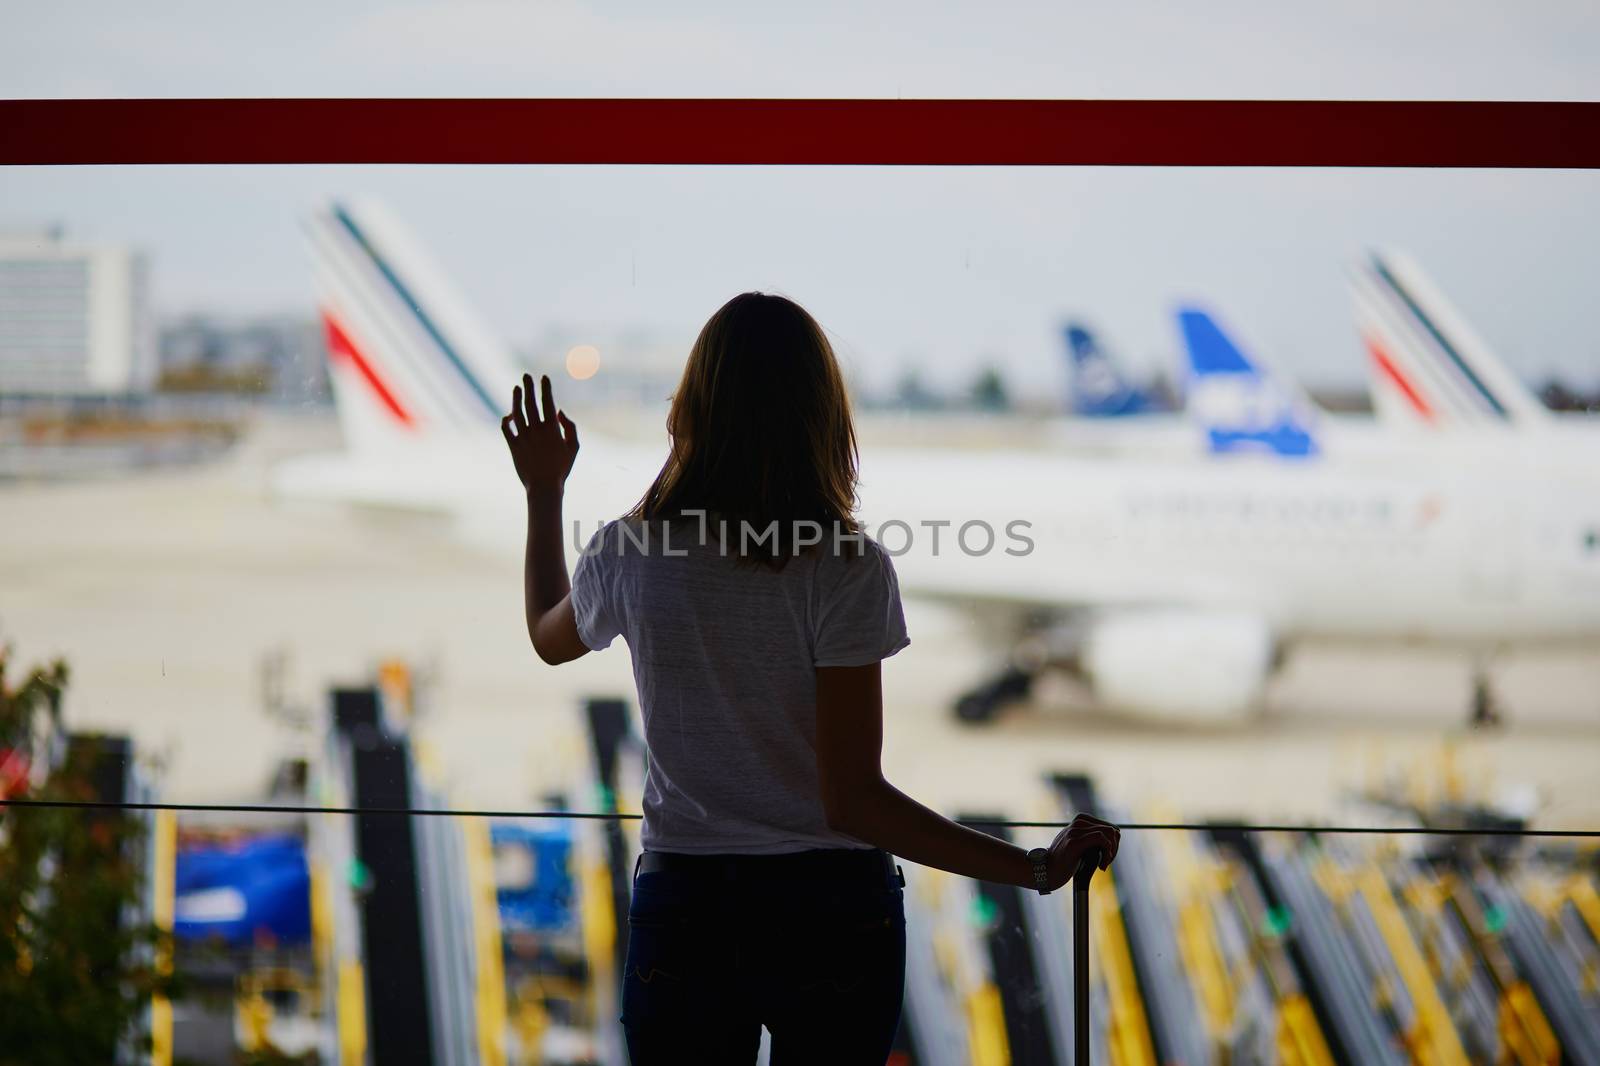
[0,229,156,396]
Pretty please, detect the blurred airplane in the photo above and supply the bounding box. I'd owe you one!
[1049,315,1324,460]
[880,320,1599,724]
[1167,305,1493,467]
[1352,251,1551,431]
[1175,308,1321,458]
[1351,249,1600,454]
[276,201,1600,726]
[1061,322,1173,417]
[275,199,663,537]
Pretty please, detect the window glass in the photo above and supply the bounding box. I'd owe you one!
[4,1,1599,101]
[4,6,1599,1058]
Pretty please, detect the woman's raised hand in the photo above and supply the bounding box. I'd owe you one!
[1045,813,1120,891]
[502,373,579,494]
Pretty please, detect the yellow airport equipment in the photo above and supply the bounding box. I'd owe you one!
[462,816,510,1066]
[1219,854,1335,1066]
[1088,870,1157,1066]
[1499,984,1559,1066]
[1175,888,1233,1040]
[923,870,1007,1066]
[310,859,332,1002]
[578,847,617,1025]
[235,968,316,1054]
[377,659,413,723]
[236,985,273,1051]
[1356,866,1471,1066]
[1559,874,1600,998]
[1149,810,1227,1025]
[1569,874,1600,949]
[1157,818,1320,1063]
[964,980,1010,1066]
[337,958,368,1065]
[1276,994,1336,1066]
[149,808,177,1066]
[510,982,552,1065]
[1441,875,1559,1065]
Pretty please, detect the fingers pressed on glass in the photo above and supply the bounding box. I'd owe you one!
[511,385,527,429]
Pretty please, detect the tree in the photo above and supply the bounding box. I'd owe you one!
[969,363,1011,413]
[0,646,179,1066]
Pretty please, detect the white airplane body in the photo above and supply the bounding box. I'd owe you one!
[275,201,1600,722]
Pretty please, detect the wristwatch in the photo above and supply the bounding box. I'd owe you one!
[1027,847,1051,895]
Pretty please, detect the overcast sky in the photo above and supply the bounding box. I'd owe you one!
[3,1,1599,395]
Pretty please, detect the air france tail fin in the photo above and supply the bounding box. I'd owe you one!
[305,200,523,454]
[1177,308,1320,458]
[1062,321,1154,416]
[1349,250,1547,429]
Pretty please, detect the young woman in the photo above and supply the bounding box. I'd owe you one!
[502,292,1119,1063]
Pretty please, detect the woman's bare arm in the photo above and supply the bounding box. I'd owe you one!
[816,663,1118,890]
[504,373,588,666]
[522,488,588,665]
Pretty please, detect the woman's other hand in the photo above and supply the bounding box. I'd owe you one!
[1046,813,1120,891]
[503,373,579,494]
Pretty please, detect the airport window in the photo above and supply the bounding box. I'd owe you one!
[5,6,1600,1065]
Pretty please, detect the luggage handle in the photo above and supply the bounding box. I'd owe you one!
[1072,848,1102,1066]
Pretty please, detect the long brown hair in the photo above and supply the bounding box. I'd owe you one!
[628,292,860,563]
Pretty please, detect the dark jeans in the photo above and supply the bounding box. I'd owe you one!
[621,847,907,1064]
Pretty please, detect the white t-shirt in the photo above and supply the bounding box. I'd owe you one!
[569,518,910,855]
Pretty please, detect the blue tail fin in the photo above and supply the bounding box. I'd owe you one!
[1177,308,1319,458]
[1063,321,1153,416]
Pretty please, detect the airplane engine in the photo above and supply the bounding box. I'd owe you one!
[1081,610,1274,722]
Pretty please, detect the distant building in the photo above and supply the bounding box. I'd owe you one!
[0,230,155,396]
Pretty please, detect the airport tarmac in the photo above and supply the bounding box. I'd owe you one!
[2,410,1598,832]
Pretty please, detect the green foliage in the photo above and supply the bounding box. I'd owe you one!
[0,647,180,1066]
[969,364,1011,412]
[0,648,64,754]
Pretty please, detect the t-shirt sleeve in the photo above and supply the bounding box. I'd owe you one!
[813,540,911,668]
[569,523,622,651]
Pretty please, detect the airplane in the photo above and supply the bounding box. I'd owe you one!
[1061,321,1173,417]
[1351,250,1553,432]
[1175,308,1320,459]
[1160,304,1510,468]
[899,303,1593,723]
[275,201,1600,727]
[1047,315,1326,461]
[275,199,663,542]
[1350,249,1600,455]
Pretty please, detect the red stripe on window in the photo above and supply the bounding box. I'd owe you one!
[1,99,1597,167]
[322,311,414,427]
[1363,334,1434,421]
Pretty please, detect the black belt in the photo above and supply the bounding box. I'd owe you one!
[635,847,904,888]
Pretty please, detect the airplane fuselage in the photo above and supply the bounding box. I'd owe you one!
[277,429,1600,650]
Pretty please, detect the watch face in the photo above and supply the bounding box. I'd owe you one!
[1028,847,1049,863]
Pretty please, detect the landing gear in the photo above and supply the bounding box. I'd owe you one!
[1470,669,1503,729]
[954,666,1035,724]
